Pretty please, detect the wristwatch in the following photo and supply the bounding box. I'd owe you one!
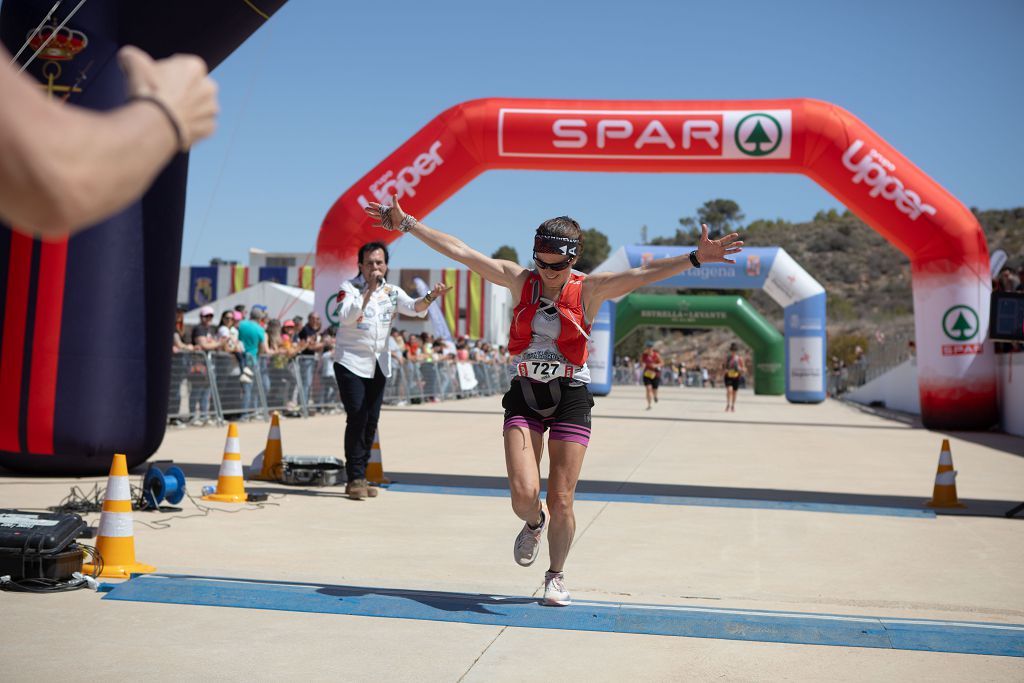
[424,292,435,303]
[688,250,701,268]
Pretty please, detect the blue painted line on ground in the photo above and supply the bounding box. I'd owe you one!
[385,483,936,518]
[100,574,1023,657]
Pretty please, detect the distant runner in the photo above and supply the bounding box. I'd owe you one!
[640,341,663,410]
[723,342,746,412]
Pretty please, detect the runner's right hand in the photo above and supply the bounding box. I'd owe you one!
[119,45,218,150]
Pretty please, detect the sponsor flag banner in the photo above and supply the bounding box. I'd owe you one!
[189,267,217,309]
[299,266,314,290]
[467,271,484,339]
[258,266,287,284]
[230,266,248,294]
[442,268,458,335]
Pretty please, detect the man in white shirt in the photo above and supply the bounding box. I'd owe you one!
[334,242,449,500]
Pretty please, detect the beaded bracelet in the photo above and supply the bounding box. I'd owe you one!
[379,206,418,233]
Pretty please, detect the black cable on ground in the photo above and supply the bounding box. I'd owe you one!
[134,490,280,530]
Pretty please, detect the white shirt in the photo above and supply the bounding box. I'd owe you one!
[335,276,426,378]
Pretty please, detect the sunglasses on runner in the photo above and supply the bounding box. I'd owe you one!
[533,255,574,271]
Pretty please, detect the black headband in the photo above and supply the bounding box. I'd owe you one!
[534,234,579,257]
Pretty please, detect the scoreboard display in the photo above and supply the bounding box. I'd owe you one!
[990,291,1024,342]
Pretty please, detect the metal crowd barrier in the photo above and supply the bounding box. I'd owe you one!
[167,352,516,424]
[382,359,514,405]
[613,366,716,388]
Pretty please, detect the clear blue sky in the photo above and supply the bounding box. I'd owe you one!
[182,0,1024,270]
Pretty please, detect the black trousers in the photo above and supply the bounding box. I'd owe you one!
[334,362,386,482]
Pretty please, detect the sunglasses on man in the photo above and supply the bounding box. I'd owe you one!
[533,254,574,271]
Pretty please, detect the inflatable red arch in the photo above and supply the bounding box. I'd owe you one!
[317,98,996,430]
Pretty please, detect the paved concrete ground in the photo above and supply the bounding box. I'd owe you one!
[2,386,1022,681]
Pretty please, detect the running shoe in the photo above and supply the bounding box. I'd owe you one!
[513,511,545,566]
[543,570,571,606]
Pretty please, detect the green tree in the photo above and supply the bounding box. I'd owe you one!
[575,227,611,273]
[696,199,745,238]
[491,245,519,263]
[647,216,700,246]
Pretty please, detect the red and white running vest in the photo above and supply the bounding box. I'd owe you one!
[507,272,592,367]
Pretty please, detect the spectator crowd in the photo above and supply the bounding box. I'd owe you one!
[171,303,515,426]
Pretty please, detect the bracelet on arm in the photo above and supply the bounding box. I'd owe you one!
[423,291,435,304]
[130,94,186,152]
[378,208,417,233]
[398,214,418,233]
[688,250,702,268]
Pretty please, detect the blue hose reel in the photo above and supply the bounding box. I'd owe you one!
[141,463,187,509]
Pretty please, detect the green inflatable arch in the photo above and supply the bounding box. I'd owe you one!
[615,294,785,395]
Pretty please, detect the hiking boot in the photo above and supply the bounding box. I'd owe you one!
[543,570,571,607]
[365,484,379,498]
[346,479,368,500]
[513,510,545,567]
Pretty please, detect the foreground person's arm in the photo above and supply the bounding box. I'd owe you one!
[0,45,218,237]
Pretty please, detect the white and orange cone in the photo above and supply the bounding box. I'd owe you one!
[82,453,155,578]
[366,429,390,485]
[253,412,284,481]
[203,423,248,503]
[926,439,965,508]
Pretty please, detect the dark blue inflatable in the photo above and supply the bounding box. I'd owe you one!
[0,0,287,474]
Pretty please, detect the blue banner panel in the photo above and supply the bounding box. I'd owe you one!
[258,266,288,284]
[188,266,218,309]
[622,246,776,290]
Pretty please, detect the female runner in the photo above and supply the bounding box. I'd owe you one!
[365,197,742,605]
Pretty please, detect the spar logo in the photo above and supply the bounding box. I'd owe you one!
[498,108,792,160]
[357,141,444,208]
[842,140,937,220]
[940,305,983,357]
[735,113,782,157]
[942,305,979,341]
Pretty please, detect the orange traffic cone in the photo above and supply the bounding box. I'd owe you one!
[926,439,965,508]
[203,423,248,503]
[252,412,284,481]
[366,429,390,485]
[82,453,155,578]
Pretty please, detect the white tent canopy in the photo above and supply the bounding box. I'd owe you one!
[184,281,314,326]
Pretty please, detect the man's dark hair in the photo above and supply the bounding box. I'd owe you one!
[234,304,246,312]
[358,242,390,264]
[536,216,584,254]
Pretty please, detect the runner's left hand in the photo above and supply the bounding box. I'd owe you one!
[695,224,744,264]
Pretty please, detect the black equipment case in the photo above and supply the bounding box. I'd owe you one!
[281,456,343,487]
[0,510,87,580]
